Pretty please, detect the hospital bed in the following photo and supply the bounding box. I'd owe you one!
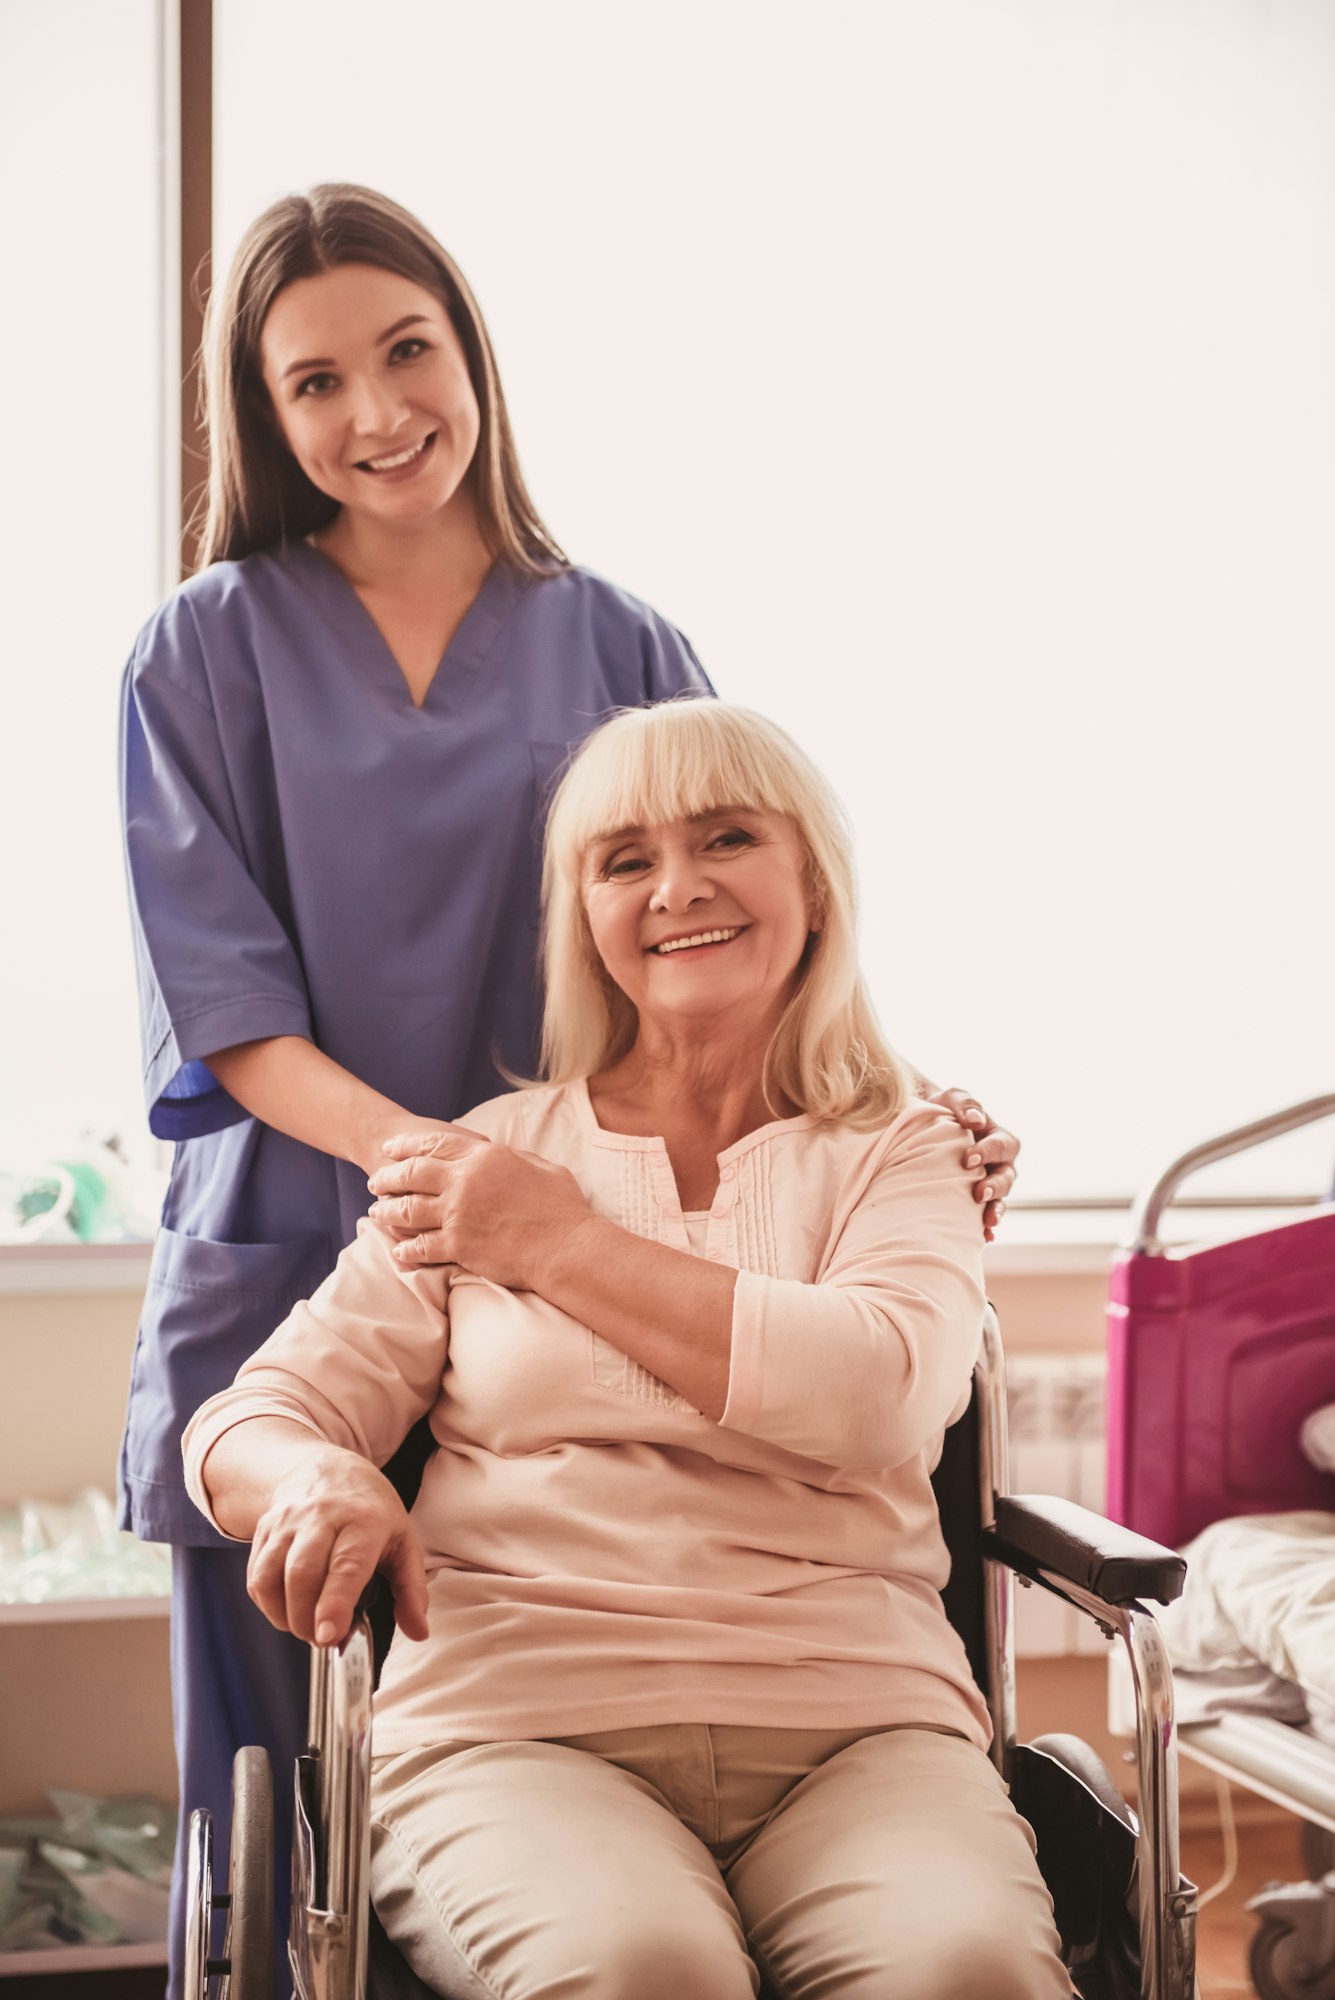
[184,1297,1198,2000]
[1108,1094,1335,2000]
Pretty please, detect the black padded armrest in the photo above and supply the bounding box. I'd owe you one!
[982,1494,1186,1608]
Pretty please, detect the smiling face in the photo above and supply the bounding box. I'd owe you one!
[258,262,481,531]
[582,806,817,1040]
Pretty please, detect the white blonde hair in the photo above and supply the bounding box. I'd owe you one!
[538,701,910,1129]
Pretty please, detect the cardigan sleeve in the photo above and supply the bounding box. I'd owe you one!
[182,1218,450,1534]
[719,1105,986,1470]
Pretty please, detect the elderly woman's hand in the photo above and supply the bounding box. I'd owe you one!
[929,1088,1019,1241]
[245,1445,428,1648]
[369,1133,595,1287]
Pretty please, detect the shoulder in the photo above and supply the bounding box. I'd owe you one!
[775,1097,967,1213]
[455,1080,586,1154]
[126,549,306,693]
[524,565,704,664]
[786,1095,958,1166]
[852,1098,969,1187]
[526,563,665,628]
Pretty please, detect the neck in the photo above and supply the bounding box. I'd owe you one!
[593,1007,796,1149]
[316,486,492,597]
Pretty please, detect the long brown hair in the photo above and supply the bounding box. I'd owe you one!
[195,183,566,574]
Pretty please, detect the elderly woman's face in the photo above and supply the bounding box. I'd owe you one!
[582,806,815,1035]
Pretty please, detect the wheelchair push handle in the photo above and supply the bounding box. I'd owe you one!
[1127,1092,1335,1256]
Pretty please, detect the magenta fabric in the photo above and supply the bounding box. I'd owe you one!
[1106,1211,1335,1547]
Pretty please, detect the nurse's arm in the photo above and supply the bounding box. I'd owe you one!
[206,1034,478,1178]
[199,1415,429,1648]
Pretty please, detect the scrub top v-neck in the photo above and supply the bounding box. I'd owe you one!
[293,541,524,718]
[118,546,712,1542]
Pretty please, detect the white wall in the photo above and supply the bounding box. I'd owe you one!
[0,0,160,1164]
[3,1,1332,1204]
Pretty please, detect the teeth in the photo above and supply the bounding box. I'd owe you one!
[653,927,741,955]
[364,438,427,471]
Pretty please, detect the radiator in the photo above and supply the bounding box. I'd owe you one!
[1005,1354,1108,1658]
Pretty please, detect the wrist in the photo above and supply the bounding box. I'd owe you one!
[536,1209,612,1300]
[355,1103,419,1178]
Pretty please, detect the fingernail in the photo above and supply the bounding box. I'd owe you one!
[316,1619,335,1645]
[994,1200,1006,1218]
[965,1151,982,1168]
[966,1106,983,1122]
[982,1185,994,1201]
[382,1140,395,1154]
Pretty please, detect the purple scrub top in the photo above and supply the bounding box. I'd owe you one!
[118,546,712,1542]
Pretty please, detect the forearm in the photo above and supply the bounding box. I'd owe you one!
[201,1415,358,1540]
[207,1035,429,1176]
[540,1215,738,1420]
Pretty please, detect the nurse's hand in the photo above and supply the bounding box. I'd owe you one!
[928,1087,1019,1242]
[365,1116,485,1185]
[369,1138,591,1289]
[245,1445,429,1649]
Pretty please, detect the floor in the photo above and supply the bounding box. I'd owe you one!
[1181,1793,1312,2000]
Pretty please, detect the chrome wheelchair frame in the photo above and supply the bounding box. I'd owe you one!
[187,1306,1198,2000]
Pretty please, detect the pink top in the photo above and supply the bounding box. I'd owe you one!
[183,1082,991,1753]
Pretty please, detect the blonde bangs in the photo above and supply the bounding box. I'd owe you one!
[547,700,795,890]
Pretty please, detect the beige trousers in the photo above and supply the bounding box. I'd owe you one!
[369,1722,1071,1999]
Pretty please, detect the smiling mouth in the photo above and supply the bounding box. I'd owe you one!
[649,926,748,956]
[357,433,435,474]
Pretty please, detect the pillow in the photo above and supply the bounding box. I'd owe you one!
[1300,1404,1335,1476]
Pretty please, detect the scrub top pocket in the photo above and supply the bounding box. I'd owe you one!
[120,1228,331,1542]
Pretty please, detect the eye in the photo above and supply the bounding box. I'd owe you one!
[389,337,429,363]
[707,827,756,851]
[295,371,337,399]
[604,854,650,879]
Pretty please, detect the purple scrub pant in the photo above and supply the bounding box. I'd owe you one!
[168,1544,308,2000]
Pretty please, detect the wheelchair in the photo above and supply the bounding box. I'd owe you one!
[186,1306,1198,2000]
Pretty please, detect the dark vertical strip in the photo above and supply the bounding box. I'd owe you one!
[179,0,212,577]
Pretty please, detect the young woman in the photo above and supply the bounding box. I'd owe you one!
[119,184,1018,1996]
[184,701,1063,2000]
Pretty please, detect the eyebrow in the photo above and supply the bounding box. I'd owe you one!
[280,314,433,381]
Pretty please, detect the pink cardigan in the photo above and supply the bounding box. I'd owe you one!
[183,1082,991,1752]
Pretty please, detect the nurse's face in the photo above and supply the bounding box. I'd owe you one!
[259,263,481,530]
[582,807,817,1041]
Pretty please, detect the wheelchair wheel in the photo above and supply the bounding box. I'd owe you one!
[184,1750,275,1999]
[1249,1916,1335,2000]
[219,1747,274,2000]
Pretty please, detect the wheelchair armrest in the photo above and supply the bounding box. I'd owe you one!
[981,1494,1186,1607]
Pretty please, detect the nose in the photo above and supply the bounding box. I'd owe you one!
[348,371,409,441]
[649,849,716,915]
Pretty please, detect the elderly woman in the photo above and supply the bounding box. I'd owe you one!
[183,701,1067,2000]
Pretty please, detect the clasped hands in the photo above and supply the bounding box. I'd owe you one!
[368,1129,596,1289]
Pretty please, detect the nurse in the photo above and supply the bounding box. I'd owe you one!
[118,183,1017,1997]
